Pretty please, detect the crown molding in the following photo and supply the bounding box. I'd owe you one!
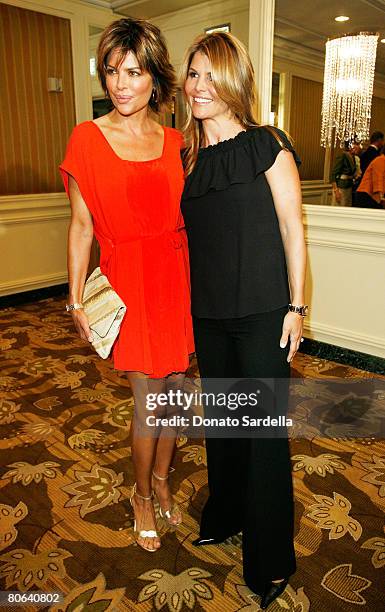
[84,0,385,21]
[359,0,385,12]
[274,35,324,70]
[111,0,147,9]
[275,16,326,41]
[81,0,112,7]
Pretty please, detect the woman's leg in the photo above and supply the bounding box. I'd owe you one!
[152,372,186,524]
[128,372,167,551]
[230,308,296,593]
[193,316,246,540]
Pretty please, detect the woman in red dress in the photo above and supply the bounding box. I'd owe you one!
[60,18,194,552]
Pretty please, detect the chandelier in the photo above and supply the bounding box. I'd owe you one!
[321,32,379,148]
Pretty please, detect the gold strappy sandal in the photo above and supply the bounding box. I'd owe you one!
[152,470,182,526]
[129,483,160,552]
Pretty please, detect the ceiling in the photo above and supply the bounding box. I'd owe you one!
[88,0,385,75]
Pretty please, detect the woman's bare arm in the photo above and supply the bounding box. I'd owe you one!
[67,175,94,342]
[265,149,307,361]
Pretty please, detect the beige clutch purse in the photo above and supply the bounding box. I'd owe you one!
[82,267,126,359]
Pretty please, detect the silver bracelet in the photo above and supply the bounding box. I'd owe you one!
[65,303,83,312]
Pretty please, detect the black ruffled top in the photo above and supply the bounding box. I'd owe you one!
[181,126,301,318]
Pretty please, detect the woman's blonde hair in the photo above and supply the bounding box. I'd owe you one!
[180,32,259,175]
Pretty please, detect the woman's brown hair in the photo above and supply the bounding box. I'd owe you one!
[97,17,176,112]
[180,32,259,175]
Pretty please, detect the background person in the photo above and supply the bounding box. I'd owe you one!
[60,17,194,553]
[331,141,360,206]
[180,32,306,610]
[352,143,362,204]
[359,130,384,176]
[355,146,385,209]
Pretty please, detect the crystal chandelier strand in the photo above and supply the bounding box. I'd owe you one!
[321,33,378,148]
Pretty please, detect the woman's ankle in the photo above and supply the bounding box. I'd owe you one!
[152,468,170,481]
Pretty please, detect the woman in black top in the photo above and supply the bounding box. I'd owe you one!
[180,32,306,609]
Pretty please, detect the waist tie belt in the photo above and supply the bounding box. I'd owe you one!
[96,228,185,271]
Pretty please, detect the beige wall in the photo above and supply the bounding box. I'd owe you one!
[0,194,70,293]
[303,206,385,358]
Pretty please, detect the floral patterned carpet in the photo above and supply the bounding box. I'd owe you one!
[0,296,384,611]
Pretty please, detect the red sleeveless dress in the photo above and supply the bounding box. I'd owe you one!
[60,121,194,377]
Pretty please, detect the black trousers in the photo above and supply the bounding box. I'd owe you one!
[193,307,296,593]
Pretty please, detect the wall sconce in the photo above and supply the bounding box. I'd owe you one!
[90,57,97,77]
[47,77,63,93]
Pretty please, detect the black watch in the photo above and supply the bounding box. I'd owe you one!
[288,304,308,317]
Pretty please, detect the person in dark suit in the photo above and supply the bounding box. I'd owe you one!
[331,141,360,206]
[359,131,384,176]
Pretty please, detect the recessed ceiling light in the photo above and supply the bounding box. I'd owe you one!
[335,15,350,22]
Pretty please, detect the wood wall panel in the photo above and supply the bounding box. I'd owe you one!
[370,96,385,137]
[0,4,75,194]
[289,76,325,180]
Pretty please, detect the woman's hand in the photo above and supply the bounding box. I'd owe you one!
[71,309,94,343]
[279,312,303,363]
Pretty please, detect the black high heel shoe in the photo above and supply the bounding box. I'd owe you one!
[260,578,289,609]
